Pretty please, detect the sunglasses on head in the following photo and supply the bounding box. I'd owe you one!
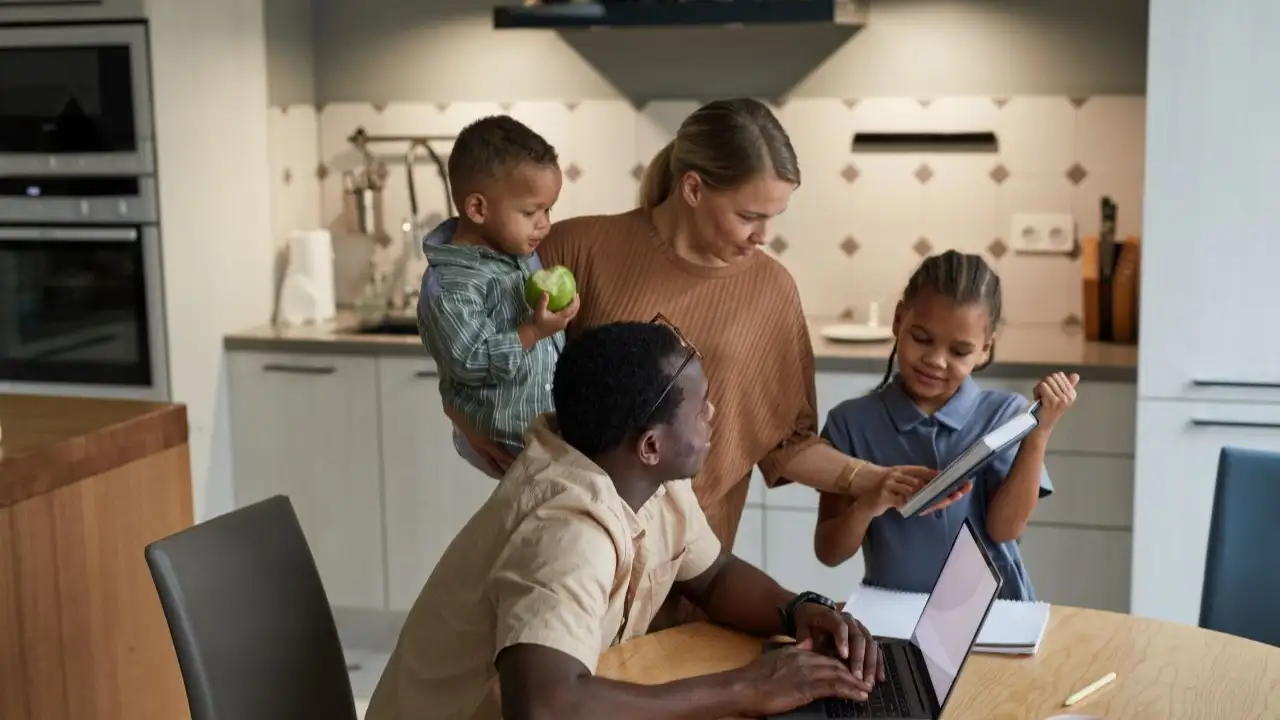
[642,313,703,424]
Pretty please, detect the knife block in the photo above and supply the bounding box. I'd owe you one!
[1081,236,1141,344]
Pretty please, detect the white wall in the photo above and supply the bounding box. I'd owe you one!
[149,0,276,520]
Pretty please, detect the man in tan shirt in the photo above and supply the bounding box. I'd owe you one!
[366,320,884,720]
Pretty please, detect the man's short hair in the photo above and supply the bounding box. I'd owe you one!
[553,322,686,458]
[447,115,558,206]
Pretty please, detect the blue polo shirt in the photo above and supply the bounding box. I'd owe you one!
[822,376,1053,601]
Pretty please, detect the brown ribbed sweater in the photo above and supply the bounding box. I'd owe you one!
[539,209,824,551]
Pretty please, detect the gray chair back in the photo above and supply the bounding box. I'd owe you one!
[1200,446,1280,647]
[145,495,359,720]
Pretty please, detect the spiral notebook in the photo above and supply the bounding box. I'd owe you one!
[846,583,1050,655]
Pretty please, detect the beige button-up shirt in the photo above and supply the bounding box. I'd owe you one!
[365,415,723,720]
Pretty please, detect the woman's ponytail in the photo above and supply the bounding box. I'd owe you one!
[637,141,676,209]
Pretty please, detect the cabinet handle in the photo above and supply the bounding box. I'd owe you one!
[1190,418,1280,430]
[413,370,437,379]
[1190,378,1280,389]
[262,363,336,375]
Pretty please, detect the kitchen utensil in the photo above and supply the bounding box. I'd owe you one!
[820,323,895,343]
[1097,197,1118,341]
[1110,238,1141,344]
[343,170,382,237]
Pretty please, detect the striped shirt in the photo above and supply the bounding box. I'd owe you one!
[417,219,560,455]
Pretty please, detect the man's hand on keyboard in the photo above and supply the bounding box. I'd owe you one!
[793,605,885,685]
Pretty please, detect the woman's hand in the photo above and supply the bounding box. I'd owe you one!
[442,404,516,476]
[857,465,931,517]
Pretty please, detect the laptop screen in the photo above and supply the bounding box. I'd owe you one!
[909,523,1001,707]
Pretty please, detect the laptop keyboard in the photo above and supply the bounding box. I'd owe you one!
[822,648,912,718]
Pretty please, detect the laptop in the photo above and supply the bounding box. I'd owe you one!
[767,518,1003,719]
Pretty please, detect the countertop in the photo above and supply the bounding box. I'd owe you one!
[224,313,1138,382]
[0,394,188,509]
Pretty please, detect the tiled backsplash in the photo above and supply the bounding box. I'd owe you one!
[267,96,1144,325]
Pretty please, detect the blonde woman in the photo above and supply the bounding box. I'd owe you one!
[449,99,949,628]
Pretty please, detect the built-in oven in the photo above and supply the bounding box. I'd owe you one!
[0,176,167,400]
[0,22,153,176]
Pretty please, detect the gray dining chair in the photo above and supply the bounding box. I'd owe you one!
[145,495,360,720]
[1199,446,1280,647]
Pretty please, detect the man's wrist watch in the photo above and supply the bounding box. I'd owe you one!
[780,590,838,638]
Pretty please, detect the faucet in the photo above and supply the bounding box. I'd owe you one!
[346,127,454,313]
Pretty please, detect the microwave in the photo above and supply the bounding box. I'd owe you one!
[0,22,154,176]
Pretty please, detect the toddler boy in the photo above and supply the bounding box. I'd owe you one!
[417,115,578,478]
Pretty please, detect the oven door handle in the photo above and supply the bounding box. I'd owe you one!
[0,227,139,242]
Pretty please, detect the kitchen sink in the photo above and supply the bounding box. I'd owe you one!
[354,316,420,336]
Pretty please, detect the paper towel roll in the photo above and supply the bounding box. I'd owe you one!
[280,229,336,324]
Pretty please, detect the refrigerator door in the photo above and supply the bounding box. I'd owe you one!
[1132,399,1280,626]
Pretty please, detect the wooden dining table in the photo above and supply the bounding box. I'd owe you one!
[597,606,1280,719]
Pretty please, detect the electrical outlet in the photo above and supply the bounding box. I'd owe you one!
[1009,213,1076,254]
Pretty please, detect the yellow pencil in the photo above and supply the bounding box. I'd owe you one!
[1064,672,1117,707]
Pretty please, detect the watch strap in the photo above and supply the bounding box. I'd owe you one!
[780,590,837,638]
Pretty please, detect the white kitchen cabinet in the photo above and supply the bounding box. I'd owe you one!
[1132,400,1280,625]
[734,505,765,570]
[747,467,766,506]
[378,356,498,611]
[1019,525,1131,613]
[766,371,880,510]
[1138,0,1280,403]
[764,507,865,603]
[1035,455,1134,529]
[227,351,385,610]
[815,371,882,419]
[979,379,1137,455]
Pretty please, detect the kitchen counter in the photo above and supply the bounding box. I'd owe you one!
[0,394,192,720]
[0,393,188,508]
[224,313,1137,382]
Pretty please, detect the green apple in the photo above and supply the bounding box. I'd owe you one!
[525,265,577,312]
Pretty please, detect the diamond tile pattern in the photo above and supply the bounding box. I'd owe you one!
[287,94,1146,325]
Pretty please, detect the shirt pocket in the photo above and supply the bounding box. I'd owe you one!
[635,548,689,633]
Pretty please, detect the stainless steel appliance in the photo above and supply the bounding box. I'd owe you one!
[0,22,154,176]
[0,178,167,400]
[0,20,167,400]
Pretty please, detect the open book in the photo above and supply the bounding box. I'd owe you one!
[897,399,1041,517]
[846,583,1050,655]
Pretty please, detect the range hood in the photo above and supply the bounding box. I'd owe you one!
[493,0,866,30]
